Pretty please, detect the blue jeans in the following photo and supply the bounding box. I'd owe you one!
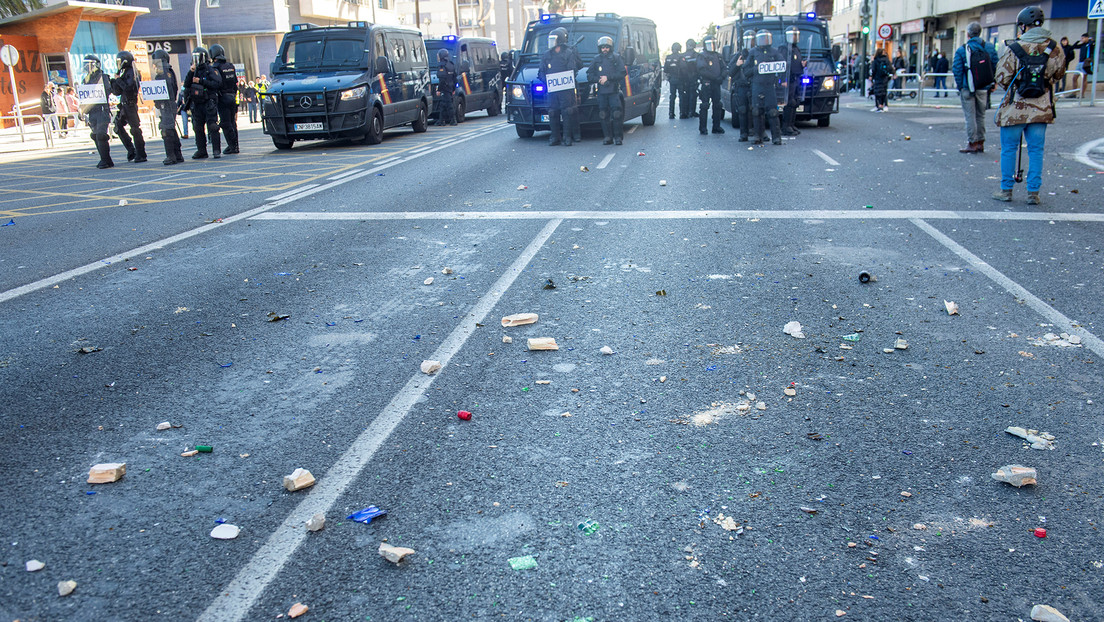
[933,76,946,95]
[999,123,1047,192]
[247,101,259,123]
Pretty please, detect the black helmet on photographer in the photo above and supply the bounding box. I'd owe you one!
[1016,6,1045,33]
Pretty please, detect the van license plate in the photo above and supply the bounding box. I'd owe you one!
[540,115,549,122]
[294,122,323,131]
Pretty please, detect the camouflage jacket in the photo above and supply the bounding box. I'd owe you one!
[993,27,1066,126]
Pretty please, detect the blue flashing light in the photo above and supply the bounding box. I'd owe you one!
[534,84,545,92]
[443,35,457,42]
[347,21,368,28]
[291,23,313,31]
[801,76,812,84]
[541,13,560,21]
[745,12,762,20]
[805,12,817,20]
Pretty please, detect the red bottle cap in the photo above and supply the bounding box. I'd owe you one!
[457,410,472,421]
[1034,528,1047,538]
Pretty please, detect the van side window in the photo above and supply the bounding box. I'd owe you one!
[387,33,409,71]
[373,32,386,62]
[620,25,630,53]
[408,35,424,64]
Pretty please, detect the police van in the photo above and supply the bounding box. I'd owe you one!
[261,22,431,149]
[715,12,839,127]
[425,36,502,122]
[506,13,661,138]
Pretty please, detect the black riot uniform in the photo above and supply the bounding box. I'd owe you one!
[663,42,682,119]
[80,55,114,169]
[110,50,147,163]
[435,49,458,126]
[743,31,786,145]
[538,27,582,146]
[727,30,755,140]
[779,28,804,136]
[696,37,725,134]
[498,52,513,112]
[151,49,184,165]
[586,36,626,145]
[210,45,240,153]
[182,47,223,158]
[678,39,699,118]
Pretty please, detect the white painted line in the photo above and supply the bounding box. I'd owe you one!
[326,169,364,181]
[250,209,1104,222]
[87,172,189,195]
[1072,136,1104,170]
[627,125,639,134]
[812,149,841,166]
[197,217,563,622]
[265,184,319,202]
[596,153,616,169]
[0,124,512,306]
[912,218,1104,359]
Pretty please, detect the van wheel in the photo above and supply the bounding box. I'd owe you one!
[487,91,501,116]
[412,102,428,133]
[456,97,466,123]
[365,108,383,144]
[817,116,830,128]
[273,138,294,150]
[515,124,534,138]
[640,94,657,126]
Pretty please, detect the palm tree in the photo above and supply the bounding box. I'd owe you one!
[0,0,44,18]
[544,0,584,15]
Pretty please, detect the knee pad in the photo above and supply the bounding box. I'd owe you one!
[598,109,608,120]
[612,108,623,121]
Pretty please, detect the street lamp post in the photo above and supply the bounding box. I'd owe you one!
[194,0,203,47]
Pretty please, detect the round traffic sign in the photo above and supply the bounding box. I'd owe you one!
[0,44,18,67]
[877,23,893,40]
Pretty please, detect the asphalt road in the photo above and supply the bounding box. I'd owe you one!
[2,95,1104,622]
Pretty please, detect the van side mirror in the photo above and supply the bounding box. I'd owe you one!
[831,44,842,62]
[624,47,636,65]
[269,61,275,75]
[374,56,391,75]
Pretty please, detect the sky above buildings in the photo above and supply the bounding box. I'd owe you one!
[584,0,725,49]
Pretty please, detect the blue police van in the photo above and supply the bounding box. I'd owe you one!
[261,22,431,149]
[424,36,502,122]
[506,13,662,138]
[715,12,840,127]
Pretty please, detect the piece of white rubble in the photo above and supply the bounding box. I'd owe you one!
[210,523,240,539]
[944,300,959,315]
[599,346,614,355]
[87,462,126,484]
[379,542,415,564]
[26,559,45,572]
[283,468,315,492]
[58,580,77,596]
[991,464,1037,487]
[420,360,442,374]
[306,513,325,532]
[1030,604,1070,622]
[783,321,805,339]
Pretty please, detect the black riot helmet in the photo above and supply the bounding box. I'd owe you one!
[437,48,450,62]
[116,50,134,65]
[671,42,682,54]
[785,27,800,45]
[966,22,982,38]
[597,36,613,53]
[209,44,226,61]
[500,51,510,62]
[548,27,568,49]
[685,38,696,52]
[1016,6,1044,32]
[702,36,715,53]
[192,46,209,66]
[742,29,755,50]
[82,54,101,74]
[755,30,772,47]
[151,48,170,72]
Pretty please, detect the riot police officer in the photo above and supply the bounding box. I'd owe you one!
[696,36,725,135]
[80,55,114,169]
[744,30,785,145]
[110,50,147,163]
[538,27,582,146]
[727,29,756,141]
[151,49,184,165]
[678,39,699,118]
[779,27,805,136]
[498,51,513,113]
[664,42,682,119]
[587,36,626,145]
[435,48,457,126]
[182,46,223,158]
[209,44,240,153]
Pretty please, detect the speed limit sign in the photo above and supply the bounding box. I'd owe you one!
[877,23,893,40]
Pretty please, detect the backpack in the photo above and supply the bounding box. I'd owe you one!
[966,42,995,90]
[1008,39,1055,99]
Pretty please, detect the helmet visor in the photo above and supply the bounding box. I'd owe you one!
[756,32,772,47]
[704,39,715,52]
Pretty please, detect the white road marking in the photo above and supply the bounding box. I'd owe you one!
[1072,136,1104,170]
[196,218,563,622]
[265,184,319,202]
[596,153,616,169]
[627,125,639,134]
[87,172,188,195]
[912,218,1104,359]
[326,169,364,181]
[812,149,840,166]
[250,209,1104,222]
[0,124,511,306]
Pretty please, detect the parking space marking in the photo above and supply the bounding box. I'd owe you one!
[266,184,320,202]
[87,172,189,195]
[597,153,616,169]
[327,169,364,181]
[251,209,1104,222]
[912,218,1104,358]
[1073,136,1104,170]
[196,217,562,622]
[812,149,841,166]
[627,125,639,134]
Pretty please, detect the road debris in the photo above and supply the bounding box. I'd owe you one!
[841,333,862,342]
[578,519,599,535]
[347,506,387,524]
[501,312,538,327]
[76,346,102,354]
[894,338,908,350]
[799,506,818,514]
[659,180,667,186]
[1030,604,1069,622]
[944,300,960,315]
[306,513,325,532]
[517,185,528,190]
[283,468,316,492]
[267,312,290,322]
[156,421,172,431]
[580,166,589,172]
[502,335,513,343]
[181,449,199,457]
[288,602,309,618]
[423,277,434,285]
[196,445,213,453]
[711,513,743,534]
[527,337,559,351]
[599,345,614,355]
[1005,426,1056,450]
[210,524,240,539]
[858,271,876,283]
[508,555,538,570]
[379,542,415,564]
[58,580,77,597]
[457,410,472,421]
[783,321,806,339]
[87,462,126,484]
[784,387,796,396]
[25,559,45,572]
[420,360,442,374]
[1028,332,1082,347]
[1034,528,1047,538]
[442,267,453,274]
[991,464,1037,487]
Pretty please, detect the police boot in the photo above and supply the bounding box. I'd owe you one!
[172,133,185,163]
[224,143,240,155]
[548,115,562,146]
[752,113,764,145]
[698,105,708,134]
[94,137,114,169]
[600,114,612,145]
[132,130,147,162]
[613,111,623,145]
[782,107,800,136]
[212,134,222,159]
[769,113,783,145]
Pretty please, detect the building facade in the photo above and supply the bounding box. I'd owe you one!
[392,0,544,50]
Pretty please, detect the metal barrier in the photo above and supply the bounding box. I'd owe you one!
[1,112,52,146]
[917,73,956,105]
[888,72,920,100]
[1054,69,1087,102]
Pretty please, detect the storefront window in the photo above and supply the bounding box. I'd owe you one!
[69,20,119,76]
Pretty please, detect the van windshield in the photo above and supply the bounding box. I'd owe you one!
[522,27,614,58]
[277,36,367,72]
[425,41,457,61]
[746,25,828,51]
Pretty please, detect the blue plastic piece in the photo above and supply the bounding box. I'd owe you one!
[347,506,387,524]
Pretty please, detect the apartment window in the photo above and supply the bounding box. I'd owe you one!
[159,0,171,9]
[206,0,219,7]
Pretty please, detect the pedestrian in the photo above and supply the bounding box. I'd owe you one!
[53,85,70,136]
[40,82,60,136]
[1071,33,1094,98]
[727,29,755,141]
[696,36,725,135]
[538,27,581,146]
[870,47,892,111]
[953,21,998,153]
[151,49,184,165]
[991,6,1065,205]
[178,78,190,139]
[109,50,147,162]
[209,45,240,154]
[663,42,682,119]
[587,36,626,145]
[434,48,457,126]
[1058,37,1075,93]
[744,29,784,145]
[244,81,259,123]
[679,39,699,119]
[64,86,80,133]
[778,26,804,135]
[891,48,905,98]
[80,55,114,169]
[933,52,950,96]
[182,46,223,159]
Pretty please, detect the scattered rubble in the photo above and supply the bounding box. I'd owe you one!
[181,450,199,457]
[423,277,434,285]
[1005,426,1056,450]
[501,312,538,327]
[991,464,1037,488]
[527,337,559,351]
[156,421,172,431]
[283,468,316,492]
[783,321,805,339]
[57,580,77,597]
[1030,604,1069,622]
[944,300,959,315]
[894,338,908,350]
[25,560,45,572]
[379,542,415,564]
[508,555,538,570]
[306,513,325,532]
[210,524,241,539]
[87,463,126,484]
[420,360,442,374]
[502,335,513,343]
[288,602,309,618]
[1028,332,1082,347]
[599,346,614,355]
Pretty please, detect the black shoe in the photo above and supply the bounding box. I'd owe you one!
[738,136,749,142]
[712,127,725,134]
[213,151,221,159]
[669,113,675,119]
[602,138,613,145]
[549,140,561,146]
[132,156,147,163]
[614,138,622,145]
[772,139,783,145]
[699,129,708,135]
[679,115,689,119]
[224,146,239,154]
[752,139,763,145]
[192,152,208,159]
[563,140,572,146]
[96,161,114,169]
